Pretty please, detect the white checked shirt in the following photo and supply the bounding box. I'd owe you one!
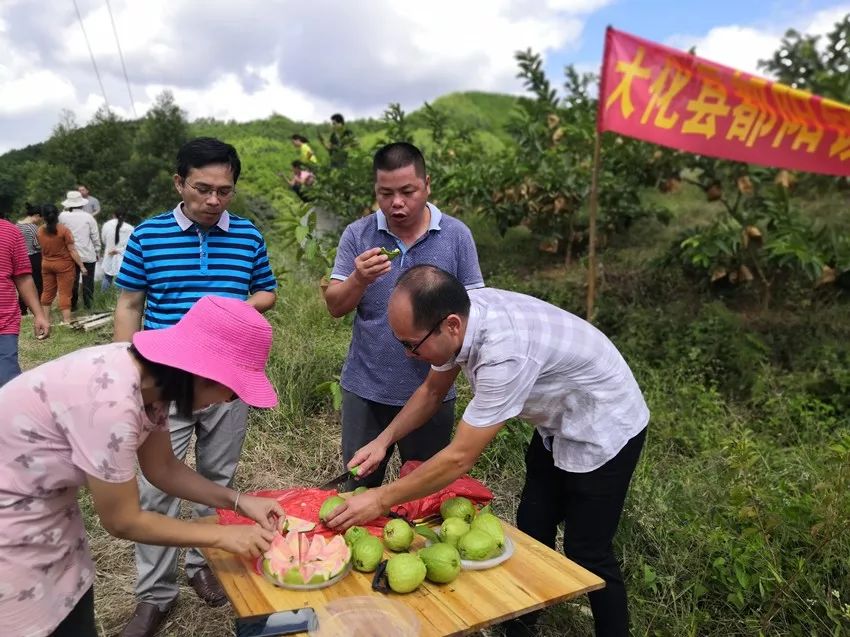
[434,287,649,473]
[59,209,101,263]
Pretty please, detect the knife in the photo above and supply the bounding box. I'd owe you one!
[318,465,360,490]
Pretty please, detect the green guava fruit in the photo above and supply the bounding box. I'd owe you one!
[386,553,427,593]
[344,526,369,548]
[318,495,346,522]
[351,535,384,572]
[353,486,368,496]
[457,529,497,561]
[418,543,461,584]
[379,247,401,260]
[440,518,470,548]
[470,512,505,551]
[382,518,414,552]
[440,496,476,523]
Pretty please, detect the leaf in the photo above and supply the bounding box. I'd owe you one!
[330,382,342,411]
[295,225,309,243]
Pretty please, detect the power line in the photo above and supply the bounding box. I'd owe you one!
[105,0,136,117]
[72,0,110,112]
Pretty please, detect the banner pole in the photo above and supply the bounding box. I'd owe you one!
[586,129,602,322]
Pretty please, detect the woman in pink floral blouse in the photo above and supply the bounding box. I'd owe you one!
[0,296,283,637]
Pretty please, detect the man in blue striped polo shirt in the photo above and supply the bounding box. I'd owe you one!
[114,138,277,637]
[324,142,484,490]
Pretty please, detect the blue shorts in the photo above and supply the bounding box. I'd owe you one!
[0,334,21,388]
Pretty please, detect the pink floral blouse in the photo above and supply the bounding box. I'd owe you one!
[0,343,167,637]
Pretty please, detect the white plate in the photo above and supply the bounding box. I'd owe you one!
[255,556,352,590]
[425,533,515,570]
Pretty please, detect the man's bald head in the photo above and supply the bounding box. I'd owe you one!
[393,265,470,330]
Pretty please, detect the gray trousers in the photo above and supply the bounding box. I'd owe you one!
[341,389,455,490]
[133,399,249,610]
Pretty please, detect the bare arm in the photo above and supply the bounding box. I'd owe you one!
[137,431,284,529]
[348,367,461,477]
[113,289,146,342]
[13,274,50,338]
[86,475,275,559]
[323,248,390,317]
[246,290,277,314]
[327,420,504,529]
[68,244,85,270]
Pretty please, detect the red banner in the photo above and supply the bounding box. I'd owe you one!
[598,27,850,176]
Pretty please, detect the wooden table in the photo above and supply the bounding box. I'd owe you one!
[201,519,604,636]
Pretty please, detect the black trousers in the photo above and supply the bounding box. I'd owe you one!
[49,586,97,637]
[509,427,647,637]
[19,252,42,314]
[71,261,96,311]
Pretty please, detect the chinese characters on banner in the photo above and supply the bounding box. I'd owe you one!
[598,27,850,177]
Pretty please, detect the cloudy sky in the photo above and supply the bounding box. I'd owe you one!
[1,0,849,154]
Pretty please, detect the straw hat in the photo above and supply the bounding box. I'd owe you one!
[132,296,277,408]
[61,191,89,208]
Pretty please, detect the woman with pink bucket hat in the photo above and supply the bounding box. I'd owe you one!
[0,296,283,637]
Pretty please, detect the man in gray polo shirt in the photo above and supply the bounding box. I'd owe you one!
[324,142,483,489]
[328,265,649,637]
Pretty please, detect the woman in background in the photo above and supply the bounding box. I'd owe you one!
[100,209,134,290]
[38,204,84,325]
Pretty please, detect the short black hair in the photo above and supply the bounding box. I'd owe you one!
[373,142,426,180]
[394,265,470,331]
[291,134,309,143]
[176,137,241,183]
[331,113,345,125]
[291,160,304,168]
[128,344,195,418]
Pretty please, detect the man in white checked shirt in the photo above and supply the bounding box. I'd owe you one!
[327,264,649,637]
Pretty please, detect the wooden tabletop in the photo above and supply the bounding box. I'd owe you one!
[201,519,604,636]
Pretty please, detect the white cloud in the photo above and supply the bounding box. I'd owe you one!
[667,4,850,79]
[0,0,603,153]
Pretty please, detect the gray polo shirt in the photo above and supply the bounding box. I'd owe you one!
[331,204,484,405]
[434,287,649,472]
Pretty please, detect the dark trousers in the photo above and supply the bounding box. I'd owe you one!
[341,389,455,489]
[50,586,97,637]
[508,428,647,637]
[71,261,96,311]
[19,252,42,314]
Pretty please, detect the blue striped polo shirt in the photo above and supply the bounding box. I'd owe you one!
[331,203,484,405]
[115,204,277,330]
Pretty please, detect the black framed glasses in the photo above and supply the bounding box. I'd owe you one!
[184,181,236,199]
[399,315,449,355]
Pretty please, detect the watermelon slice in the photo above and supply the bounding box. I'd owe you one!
[260,530,351,587]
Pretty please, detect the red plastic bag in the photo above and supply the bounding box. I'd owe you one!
[216,461,493,532]
[389,461,493,520]
[216,487,389,538]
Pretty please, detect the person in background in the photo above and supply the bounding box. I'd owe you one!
[0,295,283,637]
[59,191,101,312]
[114,137,277,637]
[318,113,357,168]
[0,212,49,387]
[288,160,315,202]
[323,142,484,491]
[17,203,43,315]
[290,134,318,165]
[78,184,101,217]
[100,209,135,291]
[39,204,85,326]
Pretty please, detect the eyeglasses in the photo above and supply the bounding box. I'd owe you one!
[184,181,236,199]
[399,315,449,355]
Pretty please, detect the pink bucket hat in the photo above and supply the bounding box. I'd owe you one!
[132,296,277,408]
